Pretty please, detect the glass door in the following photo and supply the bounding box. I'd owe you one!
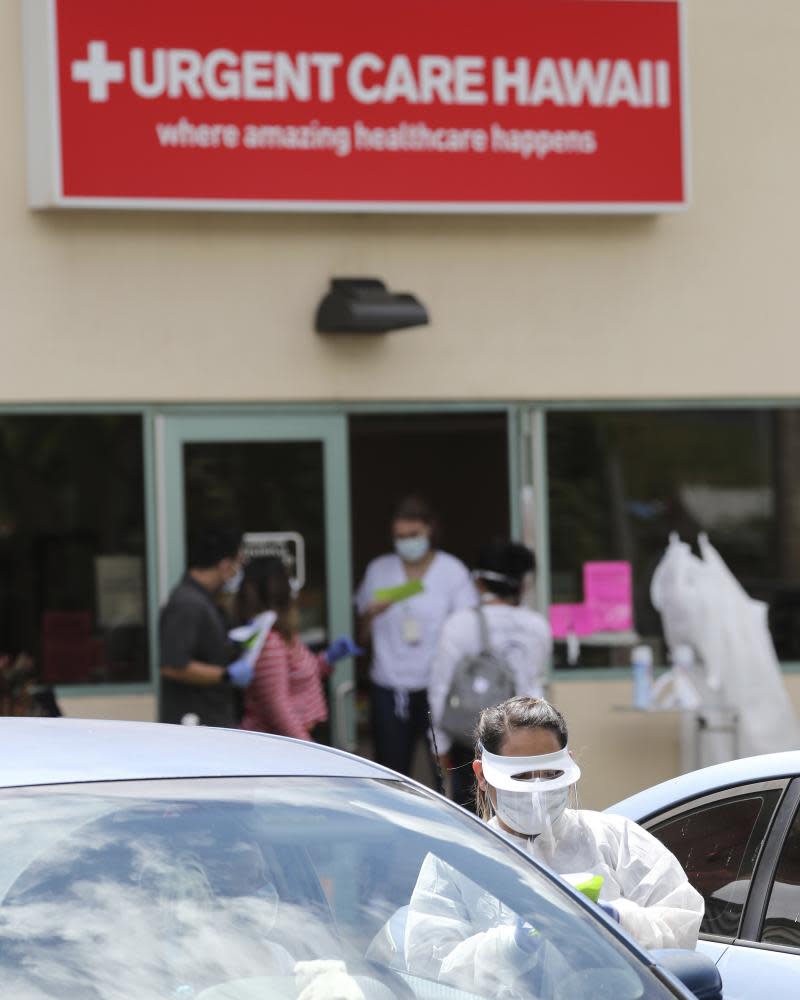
[156,413,354,749]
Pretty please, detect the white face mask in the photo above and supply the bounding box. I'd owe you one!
[394,535,430,563]
[222,566,244,594]
[494,786,569,837]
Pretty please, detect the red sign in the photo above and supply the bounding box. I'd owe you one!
[25,0,687,211]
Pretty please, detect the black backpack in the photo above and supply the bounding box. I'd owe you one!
[440,606,517,745]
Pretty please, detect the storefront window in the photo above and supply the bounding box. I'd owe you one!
[548,409,800,665]
[182,441,327,639]
[0,415,148,689]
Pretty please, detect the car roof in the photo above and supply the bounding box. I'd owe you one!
[0,717,394,788]
[609,750,800,821]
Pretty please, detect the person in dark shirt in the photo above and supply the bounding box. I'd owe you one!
[159,528,252,726]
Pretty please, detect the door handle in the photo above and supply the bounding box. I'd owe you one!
[335,680,356,752]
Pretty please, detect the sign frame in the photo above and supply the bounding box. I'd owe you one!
[22,0,691,215]
[242,531,307,592]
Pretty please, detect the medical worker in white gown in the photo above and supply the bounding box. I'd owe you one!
[405,697,704,996]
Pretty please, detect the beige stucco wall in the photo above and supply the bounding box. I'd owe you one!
[58,693,157,724]
[552,673,800,809]
[58,673,800,810]
[551,680,685,809]
[2,1,800,403]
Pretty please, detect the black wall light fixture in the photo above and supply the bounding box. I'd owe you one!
[315,278,429,334]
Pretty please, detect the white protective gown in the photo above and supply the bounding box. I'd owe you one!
[509,810,704,949]
[404,808,703,996]
[405,852,557,998]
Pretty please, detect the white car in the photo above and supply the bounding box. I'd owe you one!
[611,750,800,1000]
[0,717,720,1000]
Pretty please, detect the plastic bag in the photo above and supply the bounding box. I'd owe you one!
[651,533,800,758]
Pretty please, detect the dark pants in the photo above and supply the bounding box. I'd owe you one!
[447,741,478,812]
[370,683,434,778]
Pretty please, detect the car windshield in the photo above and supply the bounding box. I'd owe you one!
[0,777,677,1000]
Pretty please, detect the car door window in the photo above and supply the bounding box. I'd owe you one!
[650,787,782,938]
[761,802,800,948]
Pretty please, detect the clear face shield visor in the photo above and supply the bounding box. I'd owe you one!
[480,744,580,837]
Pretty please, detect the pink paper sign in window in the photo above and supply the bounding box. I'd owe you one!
[584,561,634,631]
[549,603,597,638]
[549,561,633,637]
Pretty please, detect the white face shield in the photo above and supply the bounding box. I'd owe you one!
[480,744,580,837]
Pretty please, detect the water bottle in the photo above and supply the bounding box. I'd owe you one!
[631,645,653,710]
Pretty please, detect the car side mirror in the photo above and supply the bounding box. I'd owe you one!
[650,949,723,1000]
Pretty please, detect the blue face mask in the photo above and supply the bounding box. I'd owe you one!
[394,535,430,564]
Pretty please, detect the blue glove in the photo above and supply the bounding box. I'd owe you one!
[325,636,364,664]
[225,656,253,687]
[513,917,542,954]
[597,900,620,923]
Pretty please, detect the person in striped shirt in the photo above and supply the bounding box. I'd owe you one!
[238,557,359,741]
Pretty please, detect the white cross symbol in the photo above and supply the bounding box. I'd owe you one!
[71,41,125,103]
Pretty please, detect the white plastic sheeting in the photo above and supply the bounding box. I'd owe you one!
[650,533,800,760]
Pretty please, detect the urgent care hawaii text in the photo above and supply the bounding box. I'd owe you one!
[75,46,673,111]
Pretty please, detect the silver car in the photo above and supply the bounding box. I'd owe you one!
[0,717,716,1000]
[611,750,800,1000]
